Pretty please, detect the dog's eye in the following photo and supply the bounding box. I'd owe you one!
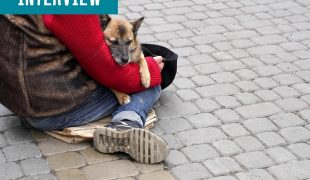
[109,40,119,45]
[126,40,132,45]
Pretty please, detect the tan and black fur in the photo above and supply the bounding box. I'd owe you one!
[101,15,150,105]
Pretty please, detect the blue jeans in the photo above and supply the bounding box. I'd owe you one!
[24,86,161,131]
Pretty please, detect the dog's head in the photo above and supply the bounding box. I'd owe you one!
[101,15,144,66]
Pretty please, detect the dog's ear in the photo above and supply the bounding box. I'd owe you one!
[131,17,144,36]
[100,15,111,29]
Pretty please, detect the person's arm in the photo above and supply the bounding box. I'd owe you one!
[42,15,161,93]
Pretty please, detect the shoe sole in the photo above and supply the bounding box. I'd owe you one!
[93,127,169,164]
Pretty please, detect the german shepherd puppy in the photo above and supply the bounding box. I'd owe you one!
[100,15,150,105]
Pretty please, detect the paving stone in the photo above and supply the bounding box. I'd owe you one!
[230,39,256,49]
[186,113,221,128]
[235,93,261,105]
[212,51,234,61]
[234,136,265,152]
[172,163,211,180]
[268,160,310,180]
[254,66,282,77]
[212,140,243,156]
[177,128,227,146]
[214,96,241,108]
[294,60,310,70]
[221,123,250,138]
[276,63,300,73]
[3,143,42,161]
[83,160,139,180]
[252,35,287,45]
[0,149,5,163]
[194,63,223,75]
[243,118,278,134]
[247,45,284,56]
[280,126,310,143]
[80,148,119,165]
[30,130,53,142]
[288,143,310,159]
[0,116,21,132]
[0,133,7,147]
[191,34,227,45]
[241,58,264,68]
[273,86,301,98]
[234,69,258,80]
[176,89,200,101]
[134,162,164,174]
[293,83,310,94]
[236,102,282,119]
[235,81,260,92]
[4,126,33,145]
[196,84,240,98]
[204,157,242,176]
[194,98,221,112]
[229,49,250,58]
[257,132,286,147]
[206,176,237,180]
[273,74,303,86]
[215,109,241,123]
[56,169,86,180]
[224,30,259,40]
[38,139,90,156]
[159,92,182,105]
[236,169,275,180]
[214,42,233,51]
[47,152,85,171]
[158,117,193,134]
[270,113,305,128]
[235,152,274,169]
[259,55,282,65]
[254,78,278,89]
[20,158,50,176]
[296,71,310,82]
[155,102,200,118]
[211,72,240,83]
[137,171,174,180]
[191,76,215,86]
[299,109,310,122]
[275,98,308,112]
[181,144,219,162]
[162,134,183,150]
[0,162,23,180]
[187,54,216,64]
[301,94,310,104]
[266,147,296,163]
[20,174,56,180]
[254,90,281,101]
[173,78,196,89]
[165,150,189,167]
[178,66,199,77]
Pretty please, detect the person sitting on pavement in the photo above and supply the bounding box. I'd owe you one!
[0,15,169,164]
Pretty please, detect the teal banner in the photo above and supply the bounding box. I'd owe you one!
[0,0,118,14]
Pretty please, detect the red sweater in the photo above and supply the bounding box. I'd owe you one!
[42,15,162,94]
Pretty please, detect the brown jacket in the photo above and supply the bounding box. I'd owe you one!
[0,15,96,118]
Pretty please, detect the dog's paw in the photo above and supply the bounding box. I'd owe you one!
[118,94,131,105]
[140,71,151,88]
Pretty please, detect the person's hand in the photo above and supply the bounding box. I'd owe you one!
[153,56,165,72]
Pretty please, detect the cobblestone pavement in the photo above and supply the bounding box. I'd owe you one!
[1,0,310,179]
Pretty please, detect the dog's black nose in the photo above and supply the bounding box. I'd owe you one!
[121,58,129,63]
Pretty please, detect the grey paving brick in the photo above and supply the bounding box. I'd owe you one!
[4,126,33,145]
[276,52,298,62]
[230,39,256,49]
[224,30,259,40]
[3,143,42,161]
[275,98,308,112]
[254,66,282,77]
[276,63,300,73]
[177,89,200,101]
[165,150,189,167]
[301,94,310,104]
[256,132,286,147]
[254,78,278,89]
[259,54,282,65]
[235,69,258,81]
[181,144,219,162]
[213,42,233,51]
[219,61,246,72]
[194,98,221,112]
[206,176,237,180]
[299,109,310,122]
[235,81,260,92]
[186,113,221,128]
[20,158,50,176]
[294,60,310,70]
[214,96,241,108]
[236,102,282,119]
[19,174,56,180]
[196,84,240,98]
[255,90,281,102]
[296,71,310,82]
[294,50,310,59]
[173,78,196,89]
[247,45,284,56]
[272,74,303,86]
[252,35,287,45]
[214,109,241,124]
[280,126,310,143]
[228,49,250,58]
[191,34,226,44]
[212,51,234,61]
[159,92,182,105]
[236,169,275,180]
[185,12,208,20]
[188,54,216,64]
[177,128,227,146]
[270,113,305,128]
[0,133,6,148]
[161,134,182,150]
[155,102,200,119]
[192,76,215,86]
[212,140,243,156]
[221,123,250,138]
[266,147,297,163]
[204,17,237,25]
[150,23,184,32]
[243,118,278,134]
[268,160,310,180]
[235,93,261,105]
[172,163,211,180]
[288,143,310,159]
[234,136,265,152]
[235,151,274,169]
[273,86,301,98]
[154,32,179,41]
[38,139,90,156]
[0,149,5,163]
[204,157,242,176]
[158,117,192,134]
[0,116,21,132]
[280,41,307,51]
[194,63,223,75]
[0,162,23,180]
[173,47,199,57]
[169,38,194,48]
